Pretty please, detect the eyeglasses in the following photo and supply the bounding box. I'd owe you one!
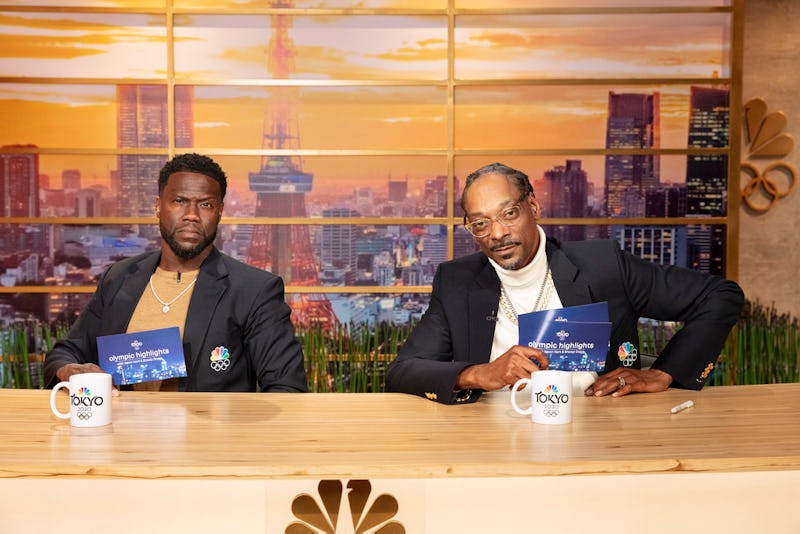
[464,192,529,238]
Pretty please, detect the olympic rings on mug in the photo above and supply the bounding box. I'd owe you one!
[741,161,797,213]
[77,411,92,420]
[543,407,560,418]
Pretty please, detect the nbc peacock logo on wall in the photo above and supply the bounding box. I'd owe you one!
[272,479,427,533]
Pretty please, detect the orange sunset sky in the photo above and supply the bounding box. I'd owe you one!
[0,5,731,199]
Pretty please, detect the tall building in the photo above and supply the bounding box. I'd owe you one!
[419,232,447,267]
[538,159,588,241]
[615,225,688,268]
[320,208,359,271]
[246,5,334,325]
[423,175,447,216]
[388,177,408,203]
[76,188,102,218]
[645,184,687,217]
[686,86,729,216]
[61,169,81,192]
[604,92,660,217]
[354,187,375,216]
[0,147,47,268]
[116,85,193,217]
[1,148,39,217]
[685,86,729,276]
[687,223,725,275]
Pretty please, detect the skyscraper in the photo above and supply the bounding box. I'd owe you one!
[388,177,408,203]
[645,184,687,218]
[61,169,81,193]
[685,86,729,275]
[1,146,46,265]
[615,225,688,268]
[686,86,729,217]
[423,175,447,216]
[538,159,588,241]
[320,208,359,271]
[116,85,193,217]
[604,92,660,217]
[1,147,39,217]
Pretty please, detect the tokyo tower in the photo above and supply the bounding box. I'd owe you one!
[247,2,335,326]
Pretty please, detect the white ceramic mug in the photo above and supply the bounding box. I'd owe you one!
[511,370,573,424]
[49,372,113,427]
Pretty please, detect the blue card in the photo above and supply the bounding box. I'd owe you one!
[96,326,187,386]
[518,303,611,372]
[518,301,608,331]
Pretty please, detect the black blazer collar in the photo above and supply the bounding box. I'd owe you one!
[182,248,229,375]
[545,238,592,307]
[467,258,501,362]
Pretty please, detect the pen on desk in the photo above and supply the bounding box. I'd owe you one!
[670,400,694,414]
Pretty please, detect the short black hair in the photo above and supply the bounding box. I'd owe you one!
[158,153,227,199]
[460,162,533,212]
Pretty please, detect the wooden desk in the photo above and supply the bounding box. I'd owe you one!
[2,384,799,532]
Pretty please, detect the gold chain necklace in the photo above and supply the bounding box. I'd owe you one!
[498,267,552,325]
[149,276,198,313]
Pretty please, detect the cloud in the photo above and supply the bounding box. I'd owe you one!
[374,42,447,62]
[0,34,106,59]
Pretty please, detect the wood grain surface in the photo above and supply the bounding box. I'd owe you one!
[3,383,799,480]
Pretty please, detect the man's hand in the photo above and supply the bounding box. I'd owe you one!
[584,368,672,397]
[55,363,104,383]
[456,346,548,391]
[55,363,121,396]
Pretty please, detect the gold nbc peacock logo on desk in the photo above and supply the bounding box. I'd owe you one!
[286,479,405,533]
[740,98,796,213]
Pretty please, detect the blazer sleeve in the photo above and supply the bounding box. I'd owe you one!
[244,274,308,393]
[386,267,481,405]
[615,246,744,389]
[43,270,111,388]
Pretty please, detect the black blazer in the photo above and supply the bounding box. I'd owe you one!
[386,238,744,404]
[44,248,307,392]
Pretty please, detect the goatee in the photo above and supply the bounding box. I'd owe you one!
[160,224,216,260]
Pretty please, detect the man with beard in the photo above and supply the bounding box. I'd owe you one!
[44,153,307,392]
[386,162,743,404]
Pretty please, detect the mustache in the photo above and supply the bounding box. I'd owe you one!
[176,224,204,234]
[489,240,520,252]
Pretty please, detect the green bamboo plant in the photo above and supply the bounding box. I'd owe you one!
[298,320,415,393]
[636,300,800,386]
[3,300,798,390]
[711,300,800,386]
[0,321,66,389]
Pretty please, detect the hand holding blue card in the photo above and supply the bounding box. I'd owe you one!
[96,327,186,386]
[518,302,611,372]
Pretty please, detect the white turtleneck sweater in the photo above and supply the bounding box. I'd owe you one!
[488,226,563,362]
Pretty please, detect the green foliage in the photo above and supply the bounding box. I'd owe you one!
[0,321,66,389]
[637,300,800,386]
[298,321,415,393]
[5,300,798,390]
[711,300,800,386]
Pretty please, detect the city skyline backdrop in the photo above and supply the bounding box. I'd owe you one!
[1,7,731,193]
[0,2,737,326]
